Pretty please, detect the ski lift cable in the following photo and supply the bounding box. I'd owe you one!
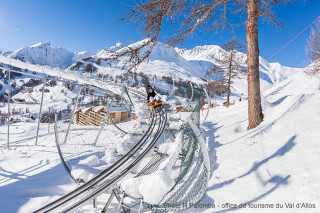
[267,15,320,61]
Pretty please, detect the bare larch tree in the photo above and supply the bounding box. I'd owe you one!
[103,0,292,129]
[206,38,246,107]
[306,20,320,75]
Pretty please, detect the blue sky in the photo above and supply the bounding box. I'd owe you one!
[0,0,319,68]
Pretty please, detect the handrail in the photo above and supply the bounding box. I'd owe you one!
[53,114,78,183]
[105,86,152,135]
[107,104,131,135]
[138,102,209,212]
[187,117,210,181]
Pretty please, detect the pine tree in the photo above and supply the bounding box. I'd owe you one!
[306,20,320,75]
[207,38,246,107]
[102,0,293,129]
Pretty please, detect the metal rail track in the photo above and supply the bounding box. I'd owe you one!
[35,107,167,213]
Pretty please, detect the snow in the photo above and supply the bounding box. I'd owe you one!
[119,133,182,204]
[168,120,184,130]
[186,70,320,212]
[134,102,150,119]
[2,41,97,69]
[116,134,137,155]
[0,40,319,212]
[0,142,77,212]
[177,44,302,96]
[1,39,303,104]
[0,68,319,212]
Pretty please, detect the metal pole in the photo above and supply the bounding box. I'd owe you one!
[63,86,82,145]
[189,82,194,101]
[123,85,134,106]
[201,88,210,126]
[101,190,115,213]
[94,97,113,146]
[35,77,47,145]
[48,107,51,133]
[152,75,156,88]
[93,198,97,209]
[167,78,175,99]
[7,69,11,149]
[137,199,143,213]
[116,193,125,213]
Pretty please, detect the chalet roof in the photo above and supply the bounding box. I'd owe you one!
[75,106,128,114]
[81,107,93,114]
[93,106,106,113]
[74,108,82,114]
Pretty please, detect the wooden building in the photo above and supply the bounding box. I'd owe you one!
[202,104,216,110]
[176,106,192,112]
[73,106,128,126]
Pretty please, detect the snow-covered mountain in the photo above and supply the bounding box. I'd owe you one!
[67,40,303,91]
[1,40,303,97]
[3,42,96,69]
[177,44,303,94]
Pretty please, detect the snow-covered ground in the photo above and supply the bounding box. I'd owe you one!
[1,58,319,212]
[188,71,320,213]
[0,117,150,212]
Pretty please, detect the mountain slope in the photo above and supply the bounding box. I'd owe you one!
[3,42,96,69]
[196,70,320,212]
[177,44,303,95]
[1,40,304,98]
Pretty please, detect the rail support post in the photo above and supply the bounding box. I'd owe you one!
[35,77,47,145]
[7,69,11,149]
[116,192,125,213]
[101,190,115,213]
[63,86,82,145]
[137,199,143,213]
[93,198,97,209]
[94,96,113,146]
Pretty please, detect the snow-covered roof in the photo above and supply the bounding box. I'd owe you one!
[93,106,106,112]
[76,106,127,114]
[13,93,37,103]
[74,108,82,114]
[81,107,93,113]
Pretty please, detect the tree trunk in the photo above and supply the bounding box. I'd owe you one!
[246,0,263,129]
[226,54,233,108]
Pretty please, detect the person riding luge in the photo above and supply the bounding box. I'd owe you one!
[146,85,162,109]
